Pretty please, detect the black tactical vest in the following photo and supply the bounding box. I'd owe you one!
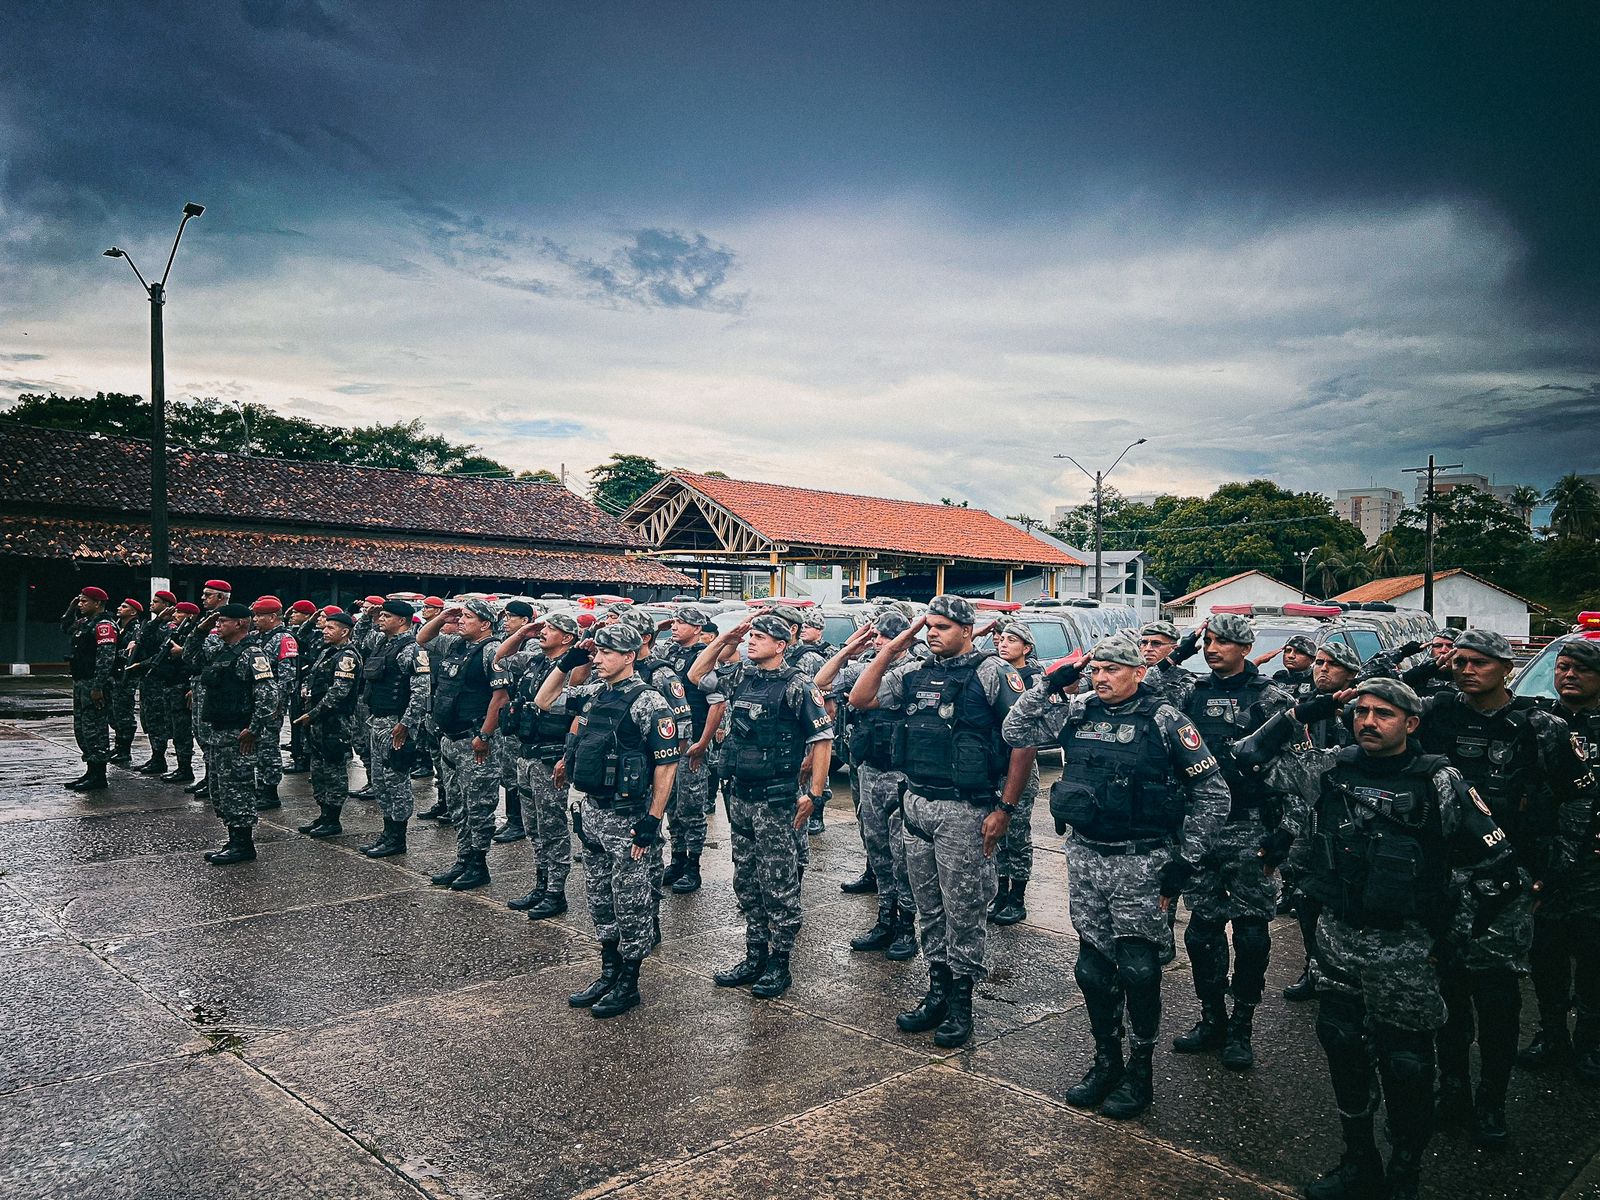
[1299,748,1450,928]
[893,654,1006,798]
[68,618,103,679]
[1051,691,1179,842]
[726,666,806,785]
[570,679,650,804]
[510,656,576,757]
[433,636,498,738]
[1188,668,1277,812]
[306,645,361,717]
[1275,667,1317,703]
[364,634,412,718]
[1419,695,1537,840]
[201,637,256,730]
[150,620,189,683]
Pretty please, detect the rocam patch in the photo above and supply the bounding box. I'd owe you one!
[1007,672,1025,692]
[1178,723,1203,752]
[657,717,677,741]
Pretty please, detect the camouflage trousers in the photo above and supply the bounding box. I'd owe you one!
[110,678,137,742]
[1064,837,1175,961]
[192,678,213,751]
[516,753,573,892]
[307,723,352,809]
[255,710,286,792]
[496,730,518,791]
[855,764,910,907]
[994,762,1040,882]
[728,788,804,953]
[1315,910,1446,1032]
[1181,818,1281,924]
[669,752,710,857]
[353,695,372,765]
[366,715,415,822]
[138,680,171,741]
[71,681,111,765]
[577,796,656,961]
[439,732,500,855]
[160,682,193,760]
[208,733,259,829]
[901,790,998,981]
[1453,868,1534,975]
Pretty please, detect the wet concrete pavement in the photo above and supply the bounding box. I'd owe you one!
[2,712,1598,1199]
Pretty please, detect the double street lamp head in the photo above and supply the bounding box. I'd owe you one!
[102,247,125,258]
[182,202,205,218]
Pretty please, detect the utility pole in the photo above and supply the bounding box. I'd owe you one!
[1055,437,1147,601]
[1296,549,1314,600]
[1402,454,1463,615]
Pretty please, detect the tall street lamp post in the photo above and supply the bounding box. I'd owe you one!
[103,202,205,597]
[1055,437,1147,601]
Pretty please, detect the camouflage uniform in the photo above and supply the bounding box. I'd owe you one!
[507,649,576,896]
[1146,656,1196,709]
[835,654,913,907]
[199,634,278,829]
[362,631,431,822]
[430,631,511,858]
[634,653,694,893]
[62,607,117,766]
[182,620,226,770]
[549,675,679,960]
[127,612,172,745]
[253,623,300,793]
[302,640,362,811]
[109,617,141,753]
[351,614,379,770]
[155,617,196,767]
[993,661,1042,884]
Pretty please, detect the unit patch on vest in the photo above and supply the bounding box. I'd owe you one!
[1177,723,1202,752]
[252,656,274,682]
[1455,736,1486,758]
[1007,672,1025,692]
[1574,734,1592,763]
[1488,742,1513,765]
[414,650,430,674]
[1204,699,1236,719]
[669,680,685,700]
[1115,724,1136,743]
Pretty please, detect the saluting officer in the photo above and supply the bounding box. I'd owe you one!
[659,605,725,896]
[108,597,144,765]
[158,601,201,783]
[690,612,834,1000]
[1004,636,1229,1120]
[359,598,432,859]
[622,611,696,901]
[60,586,118,791]
[1137,621,1196,710]
[197,603,279,866]
[283,599,322,774]
[181,578,234,799]
[248,596,299,810]
[293,609,363,839]
[849,595,1026,1049]
[536,621,680,1018]
[129,591,178,775]
[1265,634,1318,702]
[490,600,539,843]
[989,619,1042,926]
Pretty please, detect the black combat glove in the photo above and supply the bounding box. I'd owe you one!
[1396,640,1425,660]
[1043,658,1083,695]
[632,812,662,848]
[1256,828,1294,870]
[1292,693,1339,724]
[557,645,593,673]
[1157,858,1194,900]
[1171,627,1202,664]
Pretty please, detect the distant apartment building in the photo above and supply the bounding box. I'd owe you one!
[1411,471,1518,508]
[1335,487,1406,546]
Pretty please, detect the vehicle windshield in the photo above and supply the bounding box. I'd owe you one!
[823,616,859,647]
[1512,641,1563,700]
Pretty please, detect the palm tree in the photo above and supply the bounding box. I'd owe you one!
[1312,548,1349,598]
[1545,475,1600,540]
[1508,484,1541,528]
[1368,533,1401,577]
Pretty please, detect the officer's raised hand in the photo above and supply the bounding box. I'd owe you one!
[1043,648,1089,694]
[841,622,876,658]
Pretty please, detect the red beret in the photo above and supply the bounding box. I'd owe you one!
[250,596,283,614]
[321,605,345,616]
[203,579,232,593]
[576,612,596,628]
[80,586,109,602]
[364,595,385,606]
[153,589,177,603]
[122,598,144,612]
[175,601,200,615]
[289,600,318,615]
[423,596,446,609]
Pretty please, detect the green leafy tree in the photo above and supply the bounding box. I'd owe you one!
[1507,484,1542,528]
[1389,490,1533,589]
[517,468,562,483]
[588,453,664,514]
[1546,474,1600,540]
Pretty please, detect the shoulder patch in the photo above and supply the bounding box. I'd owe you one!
[95,621,118,645]
[669,679,685,699]
[278,635,298,659]
[1468,785,1492,817]
[1007,672,1025,692]
[811,686,827,708]
[413,649,430,674]
[252,654,274,682]
[657,716,676,741]
[1178,723,1202,752]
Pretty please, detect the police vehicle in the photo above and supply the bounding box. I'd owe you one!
[1512,613,1600,701]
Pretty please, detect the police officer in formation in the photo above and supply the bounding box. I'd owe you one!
[536,620,680,1017]
[989,618,1042,925]
[158,600,201,783]
[293,609,362,839]
[621,610,697,899]
[1172,610,1295,1070]
[109,597,144,765]
[181,579,234,800]
[418,599,512,892]
[197,603,279,866]
[848,595,1025,1048]
[1264,633,1319,702]
[60,586,119,792]
[1136,619,1197,709]
[690,612,834,1000]
[248,596,299,810]
[284,599,322,774]
[1004,635,1230,1119]
[359,598,432,859]
[126,591,177,776]
[656,605,725,896]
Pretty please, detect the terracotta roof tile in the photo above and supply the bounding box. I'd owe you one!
[663,472,1082,566]
[1334,569,1541,611]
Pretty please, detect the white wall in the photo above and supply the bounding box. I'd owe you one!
[1169,574,1304,621]
[1393,577,1530,639]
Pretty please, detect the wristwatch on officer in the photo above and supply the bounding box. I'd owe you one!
[804,791,824,806]
[996,800,1017,815]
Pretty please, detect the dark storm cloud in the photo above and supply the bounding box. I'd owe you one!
[239,0,354,44]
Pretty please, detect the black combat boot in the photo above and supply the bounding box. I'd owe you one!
[1064,1038,1125,1109]
[987,878,1011,922]
[850,898,896,952]
[1283,962,1317,1002]
[933,974,975,1048]
[493,791,526,843]
[283,759,310,775]
[298,804,343,837]
[750,949,793,999]
[68,763,109,792]
[886,902,919,961]
[840,864,877,894]
[663,850,687,887]
[714,941,768,988]
[591,958,642,1018]
[569,940,621,1007]
[1471,1083,1509,1151]
[416,797,448,820]
[509,868,548,911]
[450,848,491,891]
[671,854,702,894]
[1518,1025,1571,1068]
[1173,996,1228,1053]
[1305,1113,1385,1200]
[110,735,134,765]
[137,743,169,774]
[164,760,195,783]
[363,817,407,858]
[1221,1002,1256,1071]
[1385,1144,1423,1200]
[897,963,952,1033]
[1100,1044,1154,1120]
[526,890,567,919]
[431,854,471,887]
[205,826,256,866]
[409,757,434,780]
[992,880,1027,926]
[1435,1073,1472,1125]
[348,782,374,799]
[256,785,282,811]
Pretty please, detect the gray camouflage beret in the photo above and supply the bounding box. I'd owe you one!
[674,605,709,626]
[928,594,977,625]
[1140,620,1180,642]
[461,599,496,624]
[1206,612,1256,646]
[1352,676,1424,715]
[1433,628,1458,644]
[801,610,826,630]
[997,619,1035,646]
[873,611,910,638]
[593,622,643,653]
[1556,638,1600,671]
[1284,634,1317,656]
[543,612,582,637]
[1453,628,1514,662]
[751,613,793,641]
[1089,637,1143,667]
[1314,640,1361,673]
[622,609,657,639]
[769,604,806,628]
